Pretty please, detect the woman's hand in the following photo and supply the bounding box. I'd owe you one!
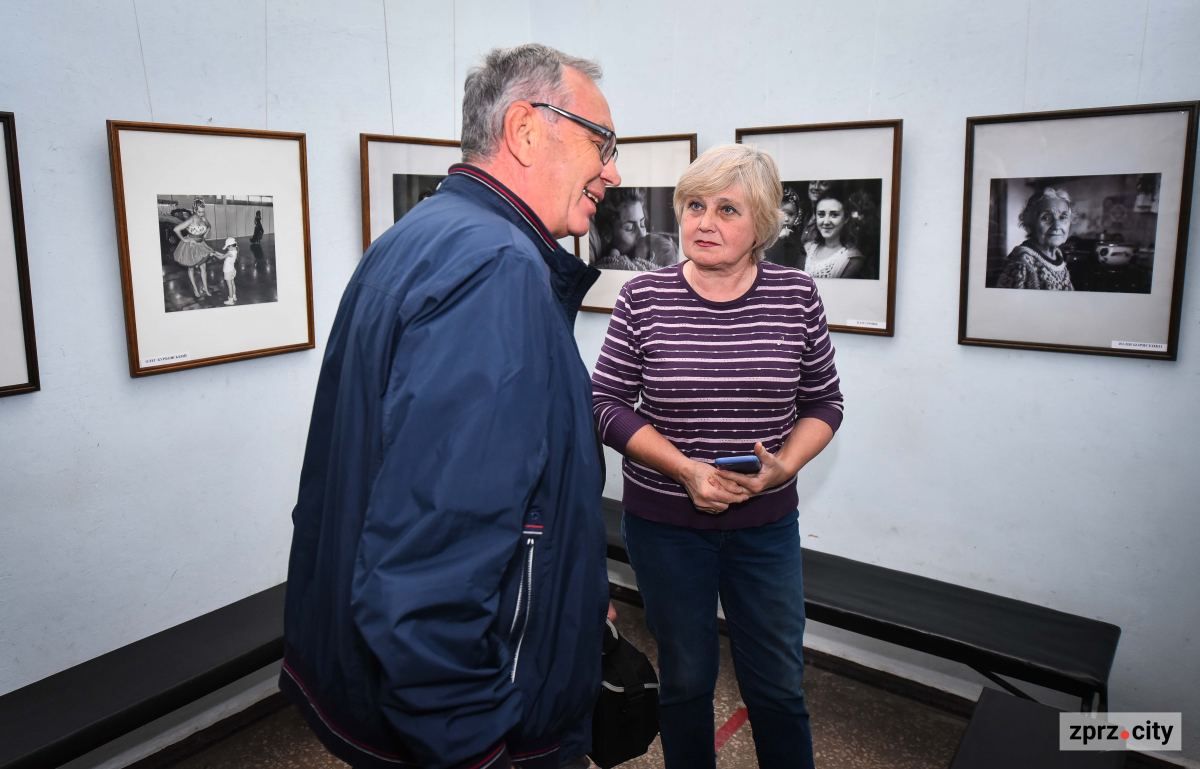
[716,442,795,497]
[678,459,750,514]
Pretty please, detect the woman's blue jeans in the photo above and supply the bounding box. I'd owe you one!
[622,510,814,769]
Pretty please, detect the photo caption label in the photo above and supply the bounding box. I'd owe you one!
[1060,712,1181,751]
[141,352,191,367]
[1112,341,1167,351]
[846,319,886,329]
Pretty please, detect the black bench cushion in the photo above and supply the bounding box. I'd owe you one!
[0,583,285,769]
[601,499,1119,701]
[950,688,1124,768]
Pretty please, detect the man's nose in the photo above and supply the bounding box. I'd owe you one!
[602,156,621,188]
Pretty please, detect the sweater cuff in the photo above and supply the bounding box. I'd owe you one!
[601,408,650,454]
[449,743,510,769]
[796,405,843,435]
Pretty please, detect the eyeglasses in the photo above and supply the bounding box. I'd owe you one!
[529,102,618,165]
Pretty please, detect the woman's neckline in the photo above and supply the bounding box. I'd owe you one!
[678,260,763,308]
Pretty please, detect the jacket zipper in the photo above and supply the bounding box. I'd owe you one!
[509,536,536,682]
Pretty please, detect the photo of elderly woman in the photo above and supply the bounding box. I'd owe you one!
[157,195,277,312]
[587,186,680,271]
[763,178,882,279]
[985,174,1160,293]
[392,174,447,223]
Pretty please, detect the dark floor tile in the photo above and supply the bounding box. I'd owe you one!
[169,598,967,769]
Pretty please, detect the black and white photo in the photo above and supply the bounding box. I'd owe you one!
[959,102,1198,360]
[360,134,460,250]
[587,186,679,272]
[984,174,1160,294]
[392,174,446,223]
[108,121,314,377]
[766,178,883,279]
[159,194,277,312]
[738,120,903,335]
[578,134,696,312]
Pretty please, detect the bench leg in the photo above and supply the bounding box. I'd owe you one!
[970,667,1038,704]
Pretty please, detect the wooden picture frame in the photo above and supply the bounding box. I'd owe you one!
[580,133,697,313]
[736,120,903,336]
[359,134,460,252]
[958,102,1198,360]
[107,121,314,377]
[0,111,39,396]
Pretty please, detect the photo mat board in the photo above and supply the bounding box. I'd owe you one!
[108,121,314,377]
[959,102,1198,360]
[360,134,460,251]
[736,120,903,336]
[0,111,39,396]
[580,134,697,313]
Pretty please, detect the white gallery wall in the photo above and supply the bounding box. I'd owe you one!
[1,0,1198,763]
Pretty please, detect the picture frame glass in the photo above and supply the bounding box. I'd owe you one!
[114,127,312,373]
[0,120,30,389]
[745,125,899,333]
[363,138,460,247]
[580,138,694,312]
[964,109,1191,353]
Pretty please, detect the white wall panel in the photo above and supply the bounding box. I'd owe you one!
[0,3,1198,763]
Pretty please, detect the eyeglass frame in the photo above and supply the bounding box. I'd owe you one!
[529,102,618,165]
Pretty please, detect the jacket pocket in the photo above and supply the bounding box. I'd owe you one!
[508,522,543,682]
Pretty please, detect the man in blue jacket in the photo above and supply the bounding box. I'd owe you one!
[279,44,622,769]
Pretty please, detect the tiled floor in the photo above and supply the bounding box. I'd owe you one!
[170,599,968,769]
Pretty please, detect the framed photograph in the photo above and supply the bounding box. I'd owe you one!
[360,134,460,251]
[107,121,314,377]
[735,120,903,336]
[0,111,39,397]
[959,102,1198,360]
[579,134,697,312]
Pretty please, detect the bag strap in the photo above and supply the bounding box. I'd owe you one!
[602,622,646,701]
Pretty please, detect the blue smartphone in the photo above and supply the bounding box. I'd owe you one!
[715,455,761,474]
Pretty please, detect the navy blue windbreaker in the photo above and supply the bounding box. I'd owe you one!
[280,165,607,769]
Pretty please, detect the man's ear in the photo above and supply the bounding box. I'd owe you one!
[503,101,539,168]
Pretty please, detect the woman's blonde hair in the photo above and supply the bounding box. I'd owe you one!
[673,143,784,262]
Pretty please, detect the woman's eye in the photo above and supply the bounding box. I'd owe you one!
[688,201,703,210]
[722,206,737,215]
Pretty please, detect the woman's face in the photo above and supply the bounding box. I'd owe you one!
[610,200,647,254]
[194,202,205,215]
[1032,198,1072,250]
[815,199,846,244]
[808,180,830,202]
[680,184,757,268]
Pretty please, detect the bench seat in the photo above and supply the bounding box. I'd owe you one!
[601,498,1120,710]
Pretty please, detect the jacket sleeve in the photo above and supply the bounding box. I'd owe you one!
[350,251,551,769]
[591,284,650,453]
[796,280,844,433]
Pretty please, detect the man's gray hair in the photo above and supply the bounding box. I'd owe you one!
[461,44,602,163]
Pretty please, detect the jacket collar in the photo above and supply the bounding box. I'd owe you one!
[444,164,599,324]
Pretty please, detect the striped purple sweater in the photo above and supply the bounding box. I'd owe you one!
[592,261,844,530]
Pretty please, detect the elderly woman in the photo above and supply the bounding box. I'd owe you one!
[996,187,1075,290]
[592,144,843,769]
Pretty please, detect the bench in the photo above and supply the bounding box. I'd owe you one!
[602,498,1121,712]
[950,688,1124,768]
[0,583,286,769]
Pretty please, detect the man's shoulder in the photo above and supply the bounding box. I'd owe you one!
[360,193,542,294]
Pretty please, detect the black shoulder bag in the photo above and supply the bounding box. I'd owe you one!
[588,620,660,768]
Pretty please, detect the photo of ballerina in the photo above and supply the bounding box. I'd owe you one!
[393,174,447,222]
[587,186,680,271]
[764,178,883,279]
[158,195,276,313]
[984,174,1161,294]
